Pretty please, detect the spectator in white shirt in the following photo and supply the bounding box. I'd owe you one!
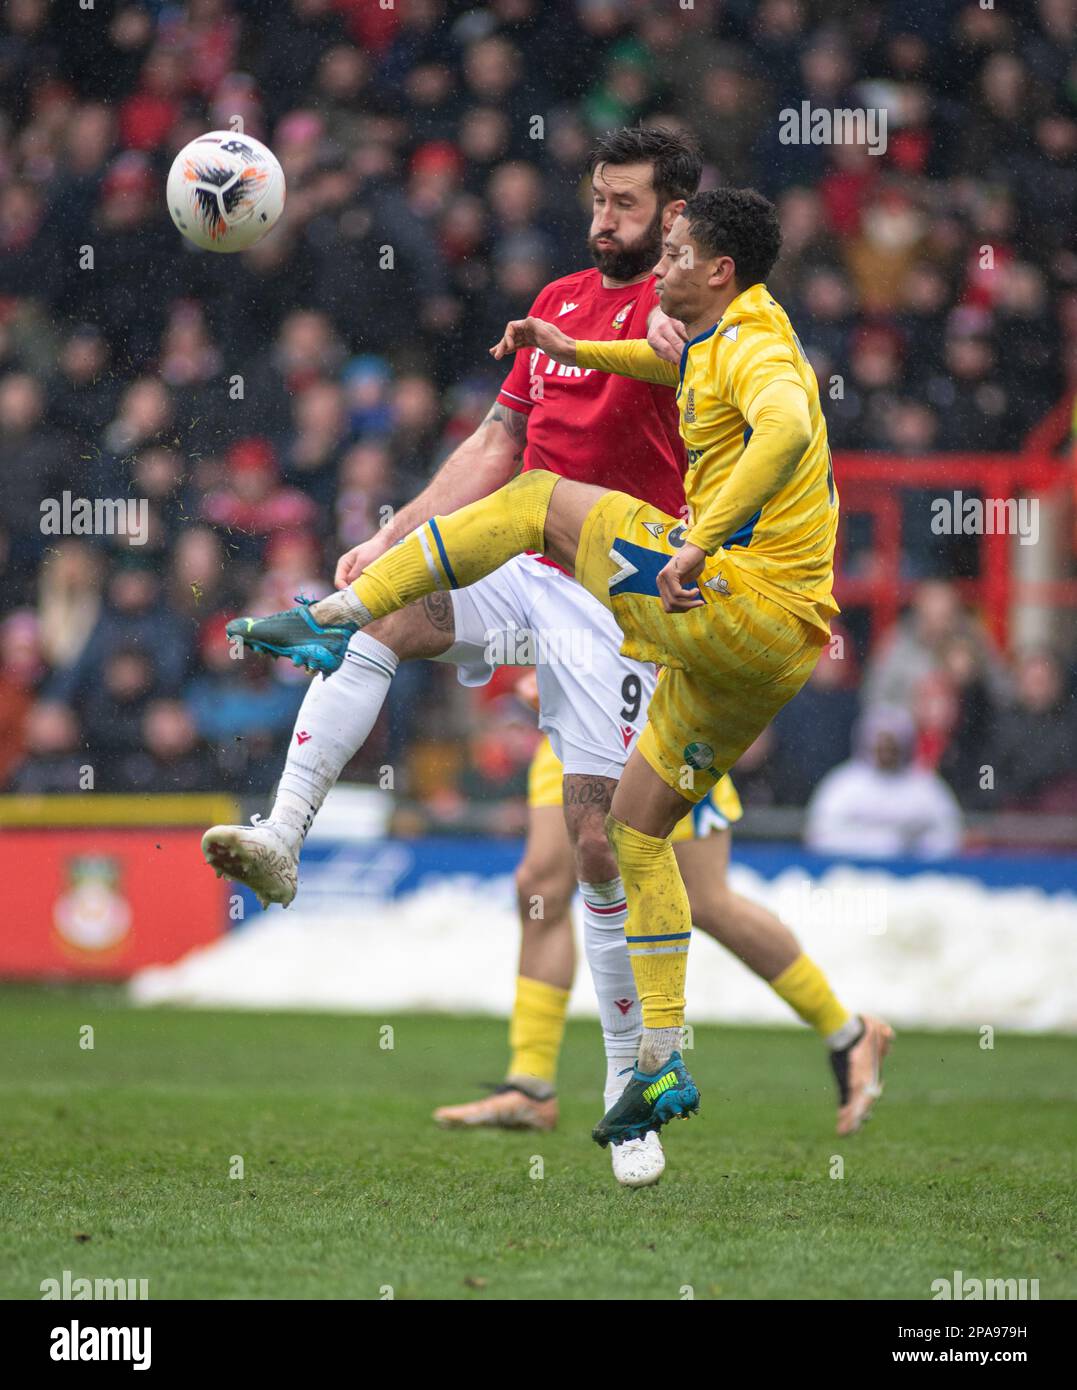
[805,705,963,859]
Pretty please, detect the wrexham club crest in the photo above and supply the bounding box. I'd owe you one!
[611,301,634,329]
[53,855,132,957]
[683,741,716,773]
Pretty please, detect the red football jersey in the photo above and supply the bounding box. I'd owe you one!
[497,269,687,518]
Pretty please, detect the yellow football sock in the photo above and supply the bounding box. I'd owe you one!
[606,815,690,1030]
[770,953,850,1037]
[351,469,559,620]
[507,975,570,1086]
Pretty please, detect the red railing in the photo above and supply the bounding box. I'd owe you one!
[833,409,1076,649]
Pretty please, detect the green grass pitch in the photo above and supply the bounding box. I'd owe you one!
[2,986,1073,1300]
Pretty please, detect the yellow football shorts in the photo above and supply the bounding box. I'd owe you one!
[527,735,742,841]
[575,491,828,803]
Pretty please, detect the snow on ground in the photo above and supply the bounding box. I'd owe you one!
[130,862,1077,1032]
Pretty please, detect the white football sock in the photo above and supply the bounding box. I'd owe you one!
[638,1026,683,1074]
[311,587,373,628]
[580,877,642,1109]
[269,631,398,841]
[604,1054,637,1112]
[825,1016,864,1051]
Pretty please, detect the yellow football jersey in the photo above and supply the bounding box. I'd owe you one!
[575,282,840,636]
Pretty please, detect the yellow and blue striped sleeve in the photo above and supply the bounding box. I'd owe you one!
[575,338,680,387]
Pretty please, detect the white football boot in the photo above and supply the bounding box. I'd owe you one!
[610,1129,666,1188]
[201,817,299,908]
[833,1014,895,1135]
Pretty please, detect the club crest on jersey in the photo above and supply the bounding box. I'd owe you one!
[612,301,635,329]
[684,387,696,422]
[684,741,716,771]
[668,525,687,548]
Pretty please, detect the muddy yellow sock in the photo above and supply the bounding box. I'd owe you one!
[606,815,690,1034]
[349,469,559,622]
[770,953,850,1038]
[507,975,570,1088]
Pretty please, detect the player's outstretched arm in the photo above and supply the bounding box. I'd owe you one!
[334,398,527,588]
[490,316,577,365]
[575,335,679,386]
[490,315,679,387]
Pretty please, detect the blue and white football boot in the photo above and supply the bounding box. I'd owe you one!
[225,596,356,675]
[592,1051,700,1147]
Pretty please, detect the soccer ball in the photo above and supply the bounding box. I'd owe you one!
[167,131,286,252]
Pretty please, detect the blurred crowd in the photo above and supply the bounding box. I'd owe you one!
[1,0,1076,829]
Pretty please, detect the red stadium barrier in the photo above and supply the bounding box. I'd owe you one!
[0,796,237,980]
[0,828,229,979]
[833,445,1074,648]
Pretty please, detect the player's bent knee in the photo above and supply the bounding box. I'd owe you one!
[515,858,574,926]
[543,478,607,572]
[572,820,619,886]
[687,885,737,940]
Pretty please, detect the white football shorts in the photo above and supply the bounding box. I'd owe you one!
[439,553,657,778]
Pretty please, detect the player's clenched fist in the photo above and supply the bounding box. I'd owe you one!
[490,316,576,366]
[335,534,389,588]
[656,543,707,613]
[647,305,689,364]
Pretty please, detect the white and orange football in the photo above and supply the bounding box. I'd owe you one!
[166,130,285,253]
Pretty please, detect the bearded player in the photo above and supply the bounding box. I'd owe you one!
[205,134,892,1171]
